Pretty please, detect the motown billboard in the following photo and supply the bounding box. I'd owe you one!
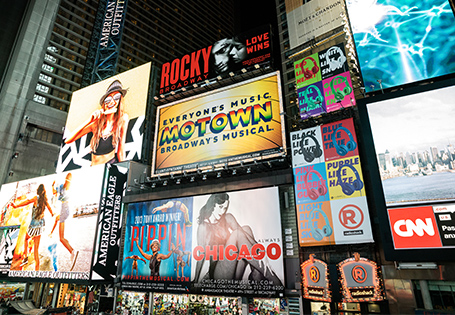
[153,71,285,174]
[57,62,151,172]
[121,187,285,296]
[159,25,272,95]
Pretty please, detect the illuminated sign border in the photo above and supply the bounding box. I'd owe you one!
[301,256,331,302]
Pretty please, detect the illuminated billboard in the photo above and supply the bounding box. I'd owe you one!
[159,26,272,95]
[121,187,285,296]
[294,44,354,119]
[153,72,285,174]
[286,0,344,50]
[346,0,455,93]
[291,118,374,246]
[57,62,151,172]
[366,84,455,206]
[0,165,106,280]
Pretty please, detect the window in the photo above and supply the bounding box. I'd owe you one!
[33,94,46,104]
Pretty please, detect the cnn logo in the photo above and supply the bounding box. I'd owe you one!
[388,207,442,249]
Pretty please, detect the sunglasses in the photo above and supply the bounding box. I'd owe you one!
[104,93,121,104]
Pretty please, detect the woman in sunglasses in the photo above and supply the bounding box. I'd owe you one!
[65,80,129,165]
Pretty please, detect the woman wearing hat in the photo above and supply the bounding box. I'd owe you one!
[65,79,129,165]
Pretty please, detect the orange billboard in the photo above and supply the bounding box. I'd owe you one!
[153,72,285,174]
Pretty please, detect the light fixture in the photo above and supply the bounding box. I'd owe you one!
[205,79,210,84]
[160,94,165,98]
[247,167,251,174]
[127,186,132,191]
[176,178,181,184]
[134,179,139,184]
[217,75,222,80]
[229,72,235,77]
[202,174,207,180]
[190,176,195,182]
[254,64,260,69]
[163,180,168,186]
[193,83,198,88]
[140,184,145,190]
[151,182,156,188]
[181,87,186,91]
[241,68,247,73]
[154,96,159,100]
[217,172,221,178]
[232,169,237,175]
[170,91,175,95]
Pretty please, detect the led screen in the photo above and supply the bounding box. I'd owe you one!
[153,72,285,174]
[57,62,151,172]
[367,84,455,205]
[347,0,455,93]
[0,165,105,280]
[121,187,285,296]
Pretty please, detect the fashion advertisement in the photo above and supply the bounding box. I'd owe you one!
[91,164,128,281]
[291,119,374,246]
[57,62,151,172]
[0,165,105,280]
[121,187,285,297]
[159,25,272,95]
[153,72,285,174]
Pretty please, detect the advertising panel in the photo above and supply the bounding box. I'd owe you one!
[301,255,331,302]
[121,187,285,296]
[57,62,151,172]
[153,72,285,174]
[291,118,373,246]
[286,0,344,50]
[159,25,272,95]
[387,204,455,250]
[366,84,455,206]
[0,165,105,280]
[346,0,455,93]
[91,164,128,281]
[295,45,354,120]
[338,254,384,302]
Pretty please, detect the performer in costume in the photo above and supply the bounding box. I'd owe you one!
[134,239,173,276]
[125,255,146,276]
[194,193,282,285]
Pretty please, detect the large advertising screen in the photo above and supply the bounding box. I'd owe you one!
[286,0,344,50]
[0,165,105,280]
[159,26,272,95]
[366,84,455,206]
[57,62,151,172]
[153,72,285,174]
[121,187,285,296]
[291,118,374,246]
[346,0,455,93]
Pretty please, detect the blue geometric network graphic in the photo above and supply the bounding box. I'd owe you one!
[346,0,455,92]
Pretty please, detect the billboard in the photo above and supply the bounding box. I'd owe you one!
[153,72,285,174]
[121,187,285,296]
[57,62,151,172]
[294,44,354,119]
[286,0,344,50]
[0,165,105,280]
[159,26,272,95]
[366,84,455,206]
[291,118,374,246]
[387,204,455,250]
[346,0,455,93]
[338,255,384,302]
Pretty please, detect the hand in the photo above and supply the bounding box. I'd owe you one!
[91,109,104,121]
